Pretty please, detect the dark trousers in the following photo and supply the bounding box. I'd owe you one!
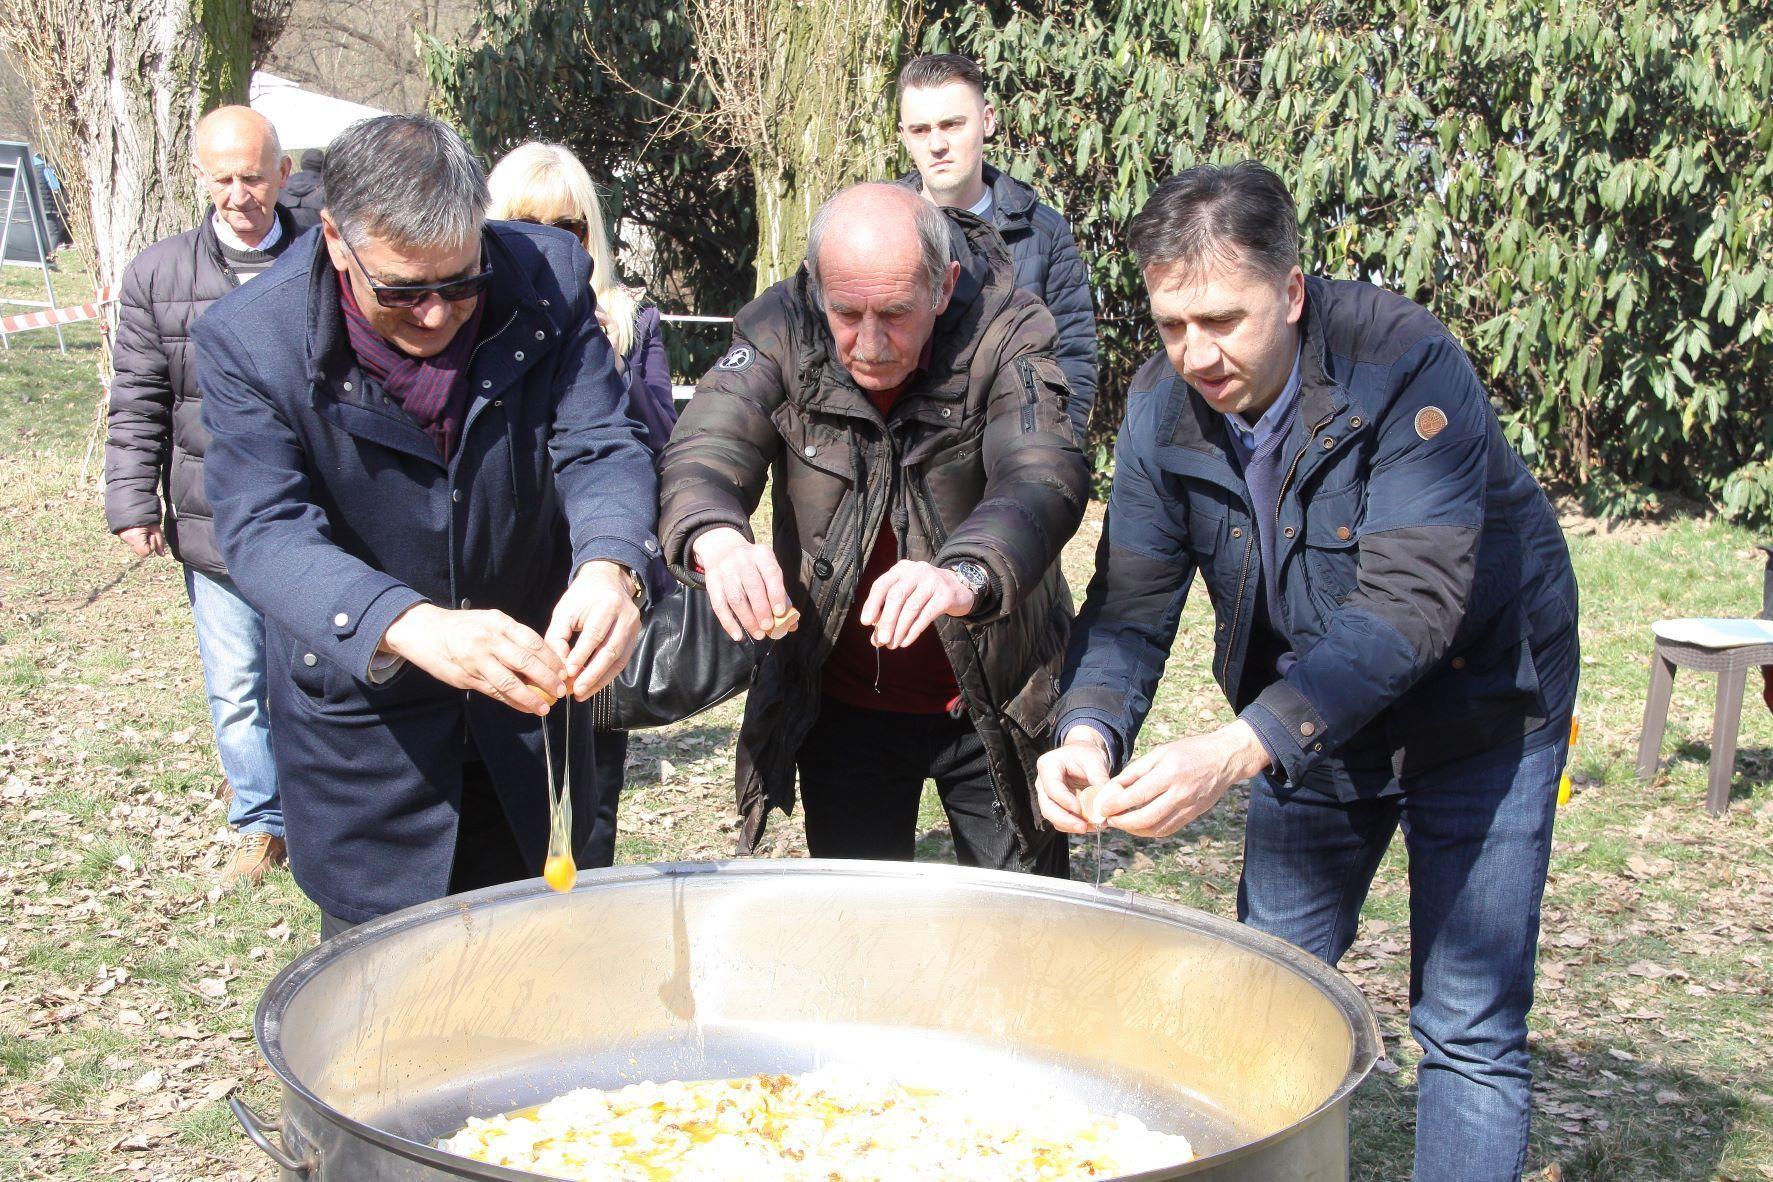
[796,696,1067,877]
[319,756,533,941]
[1237,731,1570,1182]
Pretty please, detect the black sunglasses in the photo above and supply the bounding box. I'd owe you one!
[340,236,492,309]
[515,215,589,240]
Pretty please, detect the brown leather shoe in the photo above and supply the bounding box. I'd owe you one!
[225,833,286,885]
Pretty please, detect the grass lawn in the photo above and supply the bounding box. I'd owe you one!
[0,257,1768,1180]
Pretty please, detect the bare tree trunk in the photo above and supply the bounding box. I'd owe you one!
[693,0,920,293]
[0,0,255,300]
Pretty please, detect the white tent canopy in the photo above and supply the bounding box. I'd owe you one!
[250,72,389,153]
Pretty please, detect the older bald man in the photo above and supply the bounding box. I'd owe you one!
[105,105,316,885]
[659,183,1088,873]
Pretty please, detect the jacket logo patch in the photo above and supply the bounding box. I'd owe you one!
[1414,406,1448,440]
[716,346,754,372]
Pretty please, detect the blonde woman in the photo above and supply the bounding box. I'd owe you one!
[487,142,676,453]
[489,141,676,869]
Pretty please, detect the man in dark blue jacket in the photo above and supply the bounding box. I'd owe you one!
[197,115,658,935]
[1040,163,1578,1181]
[898,53,1097,439]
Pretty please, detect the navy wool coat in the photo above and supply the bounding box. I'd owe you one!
[196,222,659,924]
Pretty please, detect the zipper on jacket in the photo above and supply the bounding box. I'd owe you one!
[813,434,878,632]
[1273,410,1335,525]
[1016,357,1040,434]
[878,491,910,695]
[1218,527,1257,686]
[907,464,999,717]
[1264,408,1336,637]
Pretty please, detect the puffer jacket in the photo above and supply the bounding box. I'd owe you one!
[658,209,1089,853]
[902,163,1097,438]
[281,169,326,218]
[103,203,313,576]
[1056,277,1580,799]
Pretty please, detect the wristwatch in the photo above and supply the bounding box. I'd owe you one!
[620,564,647,607]
[947,560,992,605]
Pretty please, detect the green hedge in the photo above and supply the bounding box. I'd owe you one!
[924,0,1773,519]
[421,0,755,381]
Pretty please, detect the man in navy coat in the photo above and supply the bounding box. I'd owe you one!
[197,115,658,934]
[1040,163,1578,1181]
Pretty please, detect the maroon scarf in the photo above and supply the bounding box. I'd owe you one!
[338,271,485,461]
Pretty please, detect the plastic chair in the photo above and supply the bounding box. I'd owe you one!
[1635,544,1773,815]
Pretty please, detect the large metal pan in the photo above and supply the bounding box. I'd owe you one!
[235,860,1380,1180]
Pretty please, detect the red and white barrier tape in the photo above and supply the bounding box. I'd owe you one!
[0,287,117,336]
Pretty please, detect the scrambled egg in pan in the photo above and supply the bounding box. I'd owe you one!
[439,1064,1195,1180]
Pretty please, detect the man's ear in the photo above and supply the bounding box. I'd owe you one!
[1284,266,1305,326]
[934,258,962,315]
[982,102,997,139]
[319,212,349,270]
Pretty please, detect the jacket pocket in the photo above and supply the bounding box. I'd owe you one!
[1299,483,1362,618]
[1185,500,1227,560]
[499,399,542,516]
[286,637,333,708]
[1013,355,1075,441]
[775,407,858,483]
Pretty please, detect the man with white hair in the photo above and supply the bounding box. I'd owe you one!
[197,114,658,934]
[105,105,315,885]
[659,182,1088,873]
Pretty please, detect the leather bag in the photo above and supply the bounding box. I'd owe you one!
[589,585,760,732]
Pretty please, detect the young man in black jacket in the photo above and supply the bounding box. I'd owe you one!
[897,53,1098,441]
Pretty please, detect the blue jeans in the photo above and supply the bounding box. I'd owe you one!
[1237,731,1569,1182]
[185,567,282,837]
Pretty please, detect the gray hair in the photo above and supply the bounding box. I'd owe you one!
[322,115,489,250]
[804,184,953,310]
[1127,161,1300,283]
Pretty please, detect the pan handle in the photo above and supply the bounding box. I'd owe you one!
[230,1094,316,1176]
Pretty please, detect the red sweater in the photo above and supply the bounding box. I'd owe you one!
[821,380,959,714]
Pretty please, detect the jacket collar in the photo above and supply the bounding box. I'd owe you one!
[981,162,1036,225]
[200,204,302,278]
[897,161,1037,228]
[1296,276,1344,429]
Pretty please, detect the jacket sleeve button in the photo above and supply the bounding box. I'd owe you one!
[804,445,817,458]
[302,653,317,666]
[514,350,525,361]
[1283,526,1297,539]
[1322,437,1336,450]
[535,329,546,341]
[333,612,349,627]
[1451,656,1467,669]
[1335,526,1352,541]
[1300,721,1316,737]
[1349,417,1363,428]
